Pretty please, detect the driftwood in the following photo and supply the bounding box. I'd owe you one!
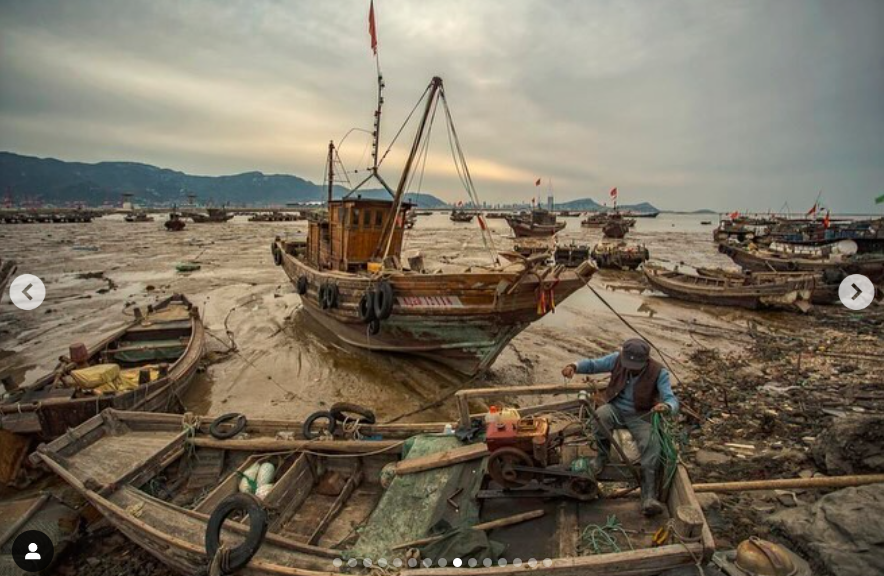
[694,473,884,493]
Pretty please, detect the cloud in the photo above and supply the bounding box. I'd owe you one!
[0,0,882,211]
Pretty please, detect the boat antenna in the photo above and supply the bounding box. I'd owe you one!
[327,141,335,205]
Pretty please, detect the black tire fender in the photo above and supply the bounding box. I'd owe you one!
[358,291,376,323]
[324,283,339,309]
[329,402,376,425]
[373,281,394,320]
[205,493,268,573]
[786,261,798,271]
[209,413,247,439]
[296,275,308,295]
[302,411,337,439]
[318,283,329,309]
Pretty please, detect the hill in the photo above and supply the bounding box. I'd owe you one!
[554,197,659,213]
[0,151,448,208]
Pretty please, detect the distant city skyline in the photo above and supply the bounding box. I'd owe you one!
[1,1,882,213]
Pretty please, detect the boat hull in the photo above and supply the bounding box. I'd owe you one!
[719,243,884,281]
[645,267,814,311]
[506,219,566,238]
[277,241,594,375]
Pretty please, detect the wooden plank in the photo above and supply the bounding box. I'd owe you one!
[393,443,488,476]
[264,453,314,510]
[392,509,546,550]
[668,465,715,560]
[307,467,362,545]
[190,437,402,453]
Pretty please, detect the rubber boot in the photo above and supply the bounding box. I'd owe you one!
[640,467,665,517]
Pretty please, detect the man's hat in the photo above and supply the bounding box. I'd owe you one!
[621,338,650,370]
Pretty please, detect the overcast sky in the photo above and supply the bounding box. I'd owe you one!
[1,0,882,211]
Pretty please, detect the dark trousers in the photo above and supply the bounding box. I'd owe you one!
[594,403,661,472]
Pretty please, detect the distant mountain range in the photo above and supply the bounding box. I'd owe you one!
[0,151,664,212]
[0,151,448,208]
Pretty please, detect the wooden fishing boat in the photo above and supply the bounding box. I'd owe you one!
[581,212,635,231]
[644,265,816,311]
[0,258,16,302]
[184,207,234,223]
[272,75,595,376]
[504,208,566,238]
[449,209,474,222]
[695,267,842,305]
[718,242,884,281]
[591,241,649,270]
[165,210,186,231]
[249,211,304,222]
[0,294,205,484]
[33,386,714,576]
[602,220,629,239]
[124,211,155,223]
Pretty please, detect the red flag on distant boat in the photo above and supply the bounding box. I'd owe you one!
[535,178,541,186]
[729,211,739,219]
[368,0,378,55]
[610,187,618,199]
[806,202,817,216]
[823,211,831,229]
[456,200,463,207]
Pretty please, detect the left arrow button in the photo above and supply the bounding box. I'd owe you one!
[9,274,46,310]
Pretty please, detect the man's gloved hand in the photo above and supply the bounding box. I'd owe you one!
[652,403,670,414]
[562,363,577,379]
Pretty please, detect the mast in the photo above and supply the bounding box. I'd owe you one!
[372,65,385,175]
[327,140,335,206]
[374,76,443,260]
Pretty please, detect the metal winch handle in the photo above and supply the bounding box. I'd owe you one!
[577,391,643,486]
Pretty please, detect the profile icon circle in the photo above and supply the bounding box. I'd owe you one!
[12,529,55,572]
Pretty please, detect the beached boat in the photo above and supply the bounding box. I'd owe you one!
[184,207,234,223]
[165,210,186,231]
[0,294,205,484]
[581,212,635,231]
[644,265,816,311]
[591,241,649,270]
[0,258,16,302]
[124,211,155,223]
[718,242,884,281]
[449,209,474,222]
[249,211,304,222]
[602,219,629,239]
[505,208,566,238]
[33,389,714,576]
[483,211,509,219]
[273,75,595,375]
[695,267,842,305]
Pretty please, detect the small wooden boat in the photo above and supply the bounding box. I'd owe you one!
[0,258,16,302]
[554,243,591,267]
[483,211,509,219]
[591,241,649,270]
[165,211,186,231]
[0,294,205,484]
[505,208,566,238]
[449,209,474,222]
[581,212,635,231]
[695,267,842,305]
[644,265,816,311]
[124,211,155,223]
[718,242,884,282]
[34,386,714,576]
[184,207,234,223]
[602,220,629,239]
[249,211,304,222]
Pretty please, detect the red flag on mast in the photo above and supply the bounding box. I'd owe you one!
[823,211,831,229]
[806,202,817,216]
[610,187,618,199]
[535,178,541,186]
[368,0,378,55]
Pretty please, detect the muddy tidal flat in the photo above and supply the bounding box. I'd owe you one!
[1,212,883,575]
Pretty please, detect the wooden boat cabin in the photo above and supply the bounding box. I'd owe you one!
[306,198,412,272]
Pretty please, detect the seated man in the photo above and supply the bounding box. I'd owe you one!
[562,338,679,516]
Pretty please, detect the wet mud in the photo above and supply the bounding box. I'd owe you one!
[1,212,882,574]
